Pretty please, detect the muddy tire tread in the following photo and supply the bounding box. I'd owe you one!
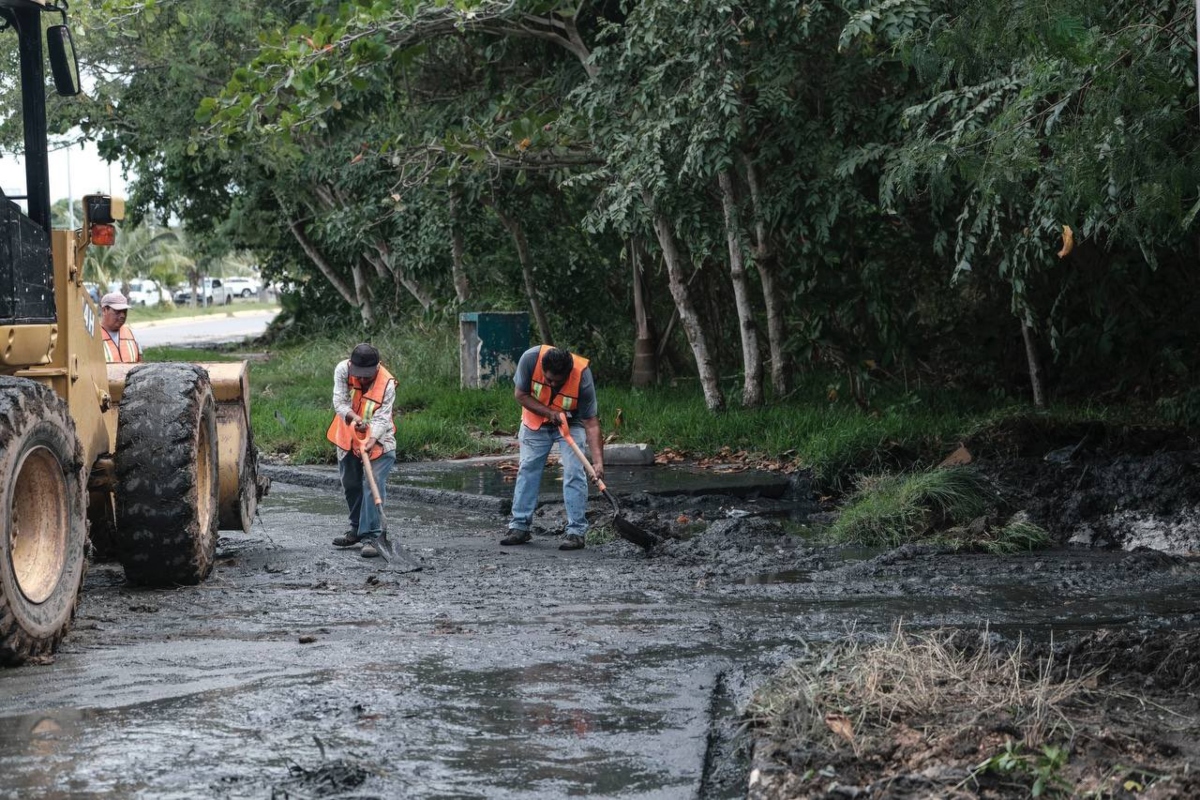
[115,363,218,587]
[0,378,87,666]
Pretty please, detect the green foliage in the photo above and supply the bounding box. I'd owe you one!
[1155,388,1200,429]
[971,740,1072,798]
[22,0,1200,412]
[829,468,991,546]
[935,516,1052,554]
[987,520,1052,555]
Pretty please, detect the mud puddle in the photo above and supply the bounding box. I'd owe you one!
[2,461,1200,797]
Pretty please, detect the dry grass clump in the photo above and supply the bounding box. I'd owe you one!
[747,628,1097,791]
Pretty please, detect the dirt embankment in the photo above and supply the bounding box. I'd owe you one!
[599,417,1200,799]
[964,419,1200,552]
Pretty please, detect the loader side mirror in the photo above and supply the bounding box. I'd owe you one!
[47,25,81,97]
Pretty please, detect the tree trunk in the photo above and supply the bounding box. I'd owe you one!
[1020,319,1046,409]
[288,219,374,325]
[366,242,434,311]
[643,190,724,411]
[449,191,470,304]
[350,258,375,325]
[630,238,657,387]
[741,152,789,397]
[718,169,763,408]
[493,206,552,344]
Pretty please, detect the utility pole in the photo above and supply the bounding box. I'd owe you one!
[65,144,73,229]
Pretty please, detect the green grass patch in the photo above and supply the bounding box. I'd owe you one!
[142,321,1144,482]
[932,517,1053,554]
[829,468,991,547]
[131,299,279,323]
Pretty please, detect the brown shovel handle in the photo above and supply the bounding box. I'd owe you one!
[358,439,383,507]
[558,421,606,492]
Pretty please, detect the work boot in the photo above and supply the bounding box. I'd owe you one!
[361,541,381,558]
[558,534,585,551]
[500,529,532,546]
[332,530,361,548]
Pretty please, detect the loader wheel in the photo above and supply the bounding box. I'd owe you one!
[114,363,219,587]
[0,378,87,666]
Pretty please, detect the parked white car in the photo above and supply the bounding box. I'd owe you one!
[173,277,234,306]
[125,278,161,307]
[224,277,262,299]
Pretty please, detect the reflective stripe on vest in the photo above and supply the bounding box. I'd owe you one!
[326,364,397,459]
[102,325,141,363]
[521,345,590,431]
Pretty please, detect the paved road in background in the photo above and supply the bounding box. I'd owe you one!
[130,308,279,348]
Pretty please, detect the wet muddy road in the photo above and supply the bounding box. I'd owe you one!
[3,477,1200,798]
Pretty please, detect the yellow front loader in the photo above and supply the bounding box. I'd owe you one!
[0,1,267,666]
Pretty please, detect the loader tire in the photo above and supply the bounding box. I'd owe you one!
[114,363,219,587]
[0,378,87,666]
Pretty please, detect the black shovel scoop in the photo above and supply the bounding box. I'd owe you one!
[558,422,659,551]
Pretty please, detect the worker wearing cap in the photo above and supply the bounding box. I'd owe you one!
[99,291,141,363]
[326,343,398,558]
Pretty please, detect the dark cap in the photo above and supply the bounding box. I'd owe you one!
[348,343,380,378]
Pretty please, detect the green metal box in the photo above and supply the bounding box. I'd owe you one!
[459,311,530,388]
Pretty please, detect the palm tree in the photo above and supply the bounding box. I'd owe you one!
[83,224,194,305]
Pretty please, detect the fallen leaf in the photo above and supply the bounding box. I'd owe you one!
[824,713,855,746]
[939,444,973,468]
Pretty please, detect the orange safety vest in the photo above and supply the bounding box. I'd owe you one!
[521,345,590,431]
[326,364,397,460]
[102,325,141,363]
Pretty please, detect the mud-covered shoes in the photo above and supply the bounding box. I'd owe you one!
[558,534,585,551]
[500,529,533,546]
[360,541,381,558]
[332,530,361,548]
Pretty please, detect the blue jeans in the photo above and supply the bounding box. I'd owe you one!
[509,423,589,538]
[339,450,397,538]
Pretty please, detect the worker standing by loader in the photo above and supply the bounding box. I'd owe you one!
[99,291,141,363]
[327,343,397,558]
[501,345,604,551]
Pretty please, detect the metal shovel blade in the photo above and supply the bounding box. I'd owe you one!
[373,531,424,573]
[614,514,659,551]
[601,487,659,551]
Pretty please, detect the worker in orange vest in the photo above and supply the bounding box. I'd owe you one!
[326,343,397,558]
[99,291,141,363]
[502,345,604,551]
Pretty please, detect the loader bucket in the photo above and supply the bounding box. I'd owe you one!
[107,360,265,532]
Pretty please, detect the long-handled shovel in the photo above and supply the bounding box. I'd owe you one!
[557,421,659,551]
[359,444,423,573]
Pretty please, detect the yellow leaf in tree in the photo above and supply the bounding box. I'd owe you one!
[1057,225,1075,258]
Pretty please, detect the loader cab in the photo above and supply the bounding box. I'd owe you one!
[0,1,127,470]
[0,1,82,327]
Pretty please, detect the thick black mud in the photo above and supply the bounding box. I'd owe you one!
[1,468,1198,798]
